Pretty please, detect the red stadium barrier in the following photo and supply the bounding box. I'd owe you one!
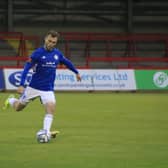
[0,32,39,67]
[1,32,168,69]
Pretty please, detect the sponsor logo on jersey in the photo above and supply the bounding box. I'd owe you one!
[46,62,55,65]
[42,61,56,68]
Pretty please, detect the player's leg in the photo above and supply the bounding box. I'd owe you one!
[10,98,26,111]
[3,94,26,111]
[40,91,56,138]
[3,86,39,111]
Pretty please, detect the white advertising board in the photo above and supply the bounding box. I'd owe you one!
[3,69,136,91]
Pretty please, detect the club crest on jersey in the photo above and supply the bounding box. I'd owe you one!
[54,54,58,60]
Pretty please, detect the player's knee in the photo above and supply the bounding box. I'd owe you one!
[45,102,55,114]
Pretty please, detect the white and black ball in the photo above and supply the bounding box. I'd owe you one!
[36,129,50,143]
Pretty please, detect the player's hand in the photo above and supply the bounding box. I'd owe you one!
[17,86,25,94]
[76,73,82,81]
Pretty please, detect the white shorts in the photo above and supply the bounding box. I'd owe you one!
[19,86,56,105]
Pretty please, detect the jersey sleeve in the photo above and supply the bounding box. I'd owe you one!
[30,50,40,63]
[19,50,39,86]
[59,52,79,74]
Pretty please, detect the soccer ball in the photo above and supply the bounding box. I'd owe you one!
[36,129,50,143]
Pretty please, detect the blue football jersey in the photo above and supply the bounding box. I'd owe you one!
[20,47,78,91]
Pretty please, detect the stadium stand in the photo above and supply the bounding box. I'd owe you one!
[0,32,168,69]
[1,0,168,33]
[3,0,168,69]
[0,32,39,67]
[60,32,168,69]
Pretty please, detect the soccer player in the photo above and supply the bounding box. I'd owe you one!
[3,30,81,140]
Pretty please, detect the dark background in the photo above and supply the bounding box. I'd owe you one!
[1,0,168,35]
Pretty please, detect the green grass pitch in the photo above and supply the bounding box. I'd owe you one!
[0,92,168,168]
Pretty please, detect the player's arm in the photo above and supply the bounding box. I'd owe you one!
[18,50,39,93]
[20,59,34,86]
[18,59,34,94]
[60,55,81,81]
